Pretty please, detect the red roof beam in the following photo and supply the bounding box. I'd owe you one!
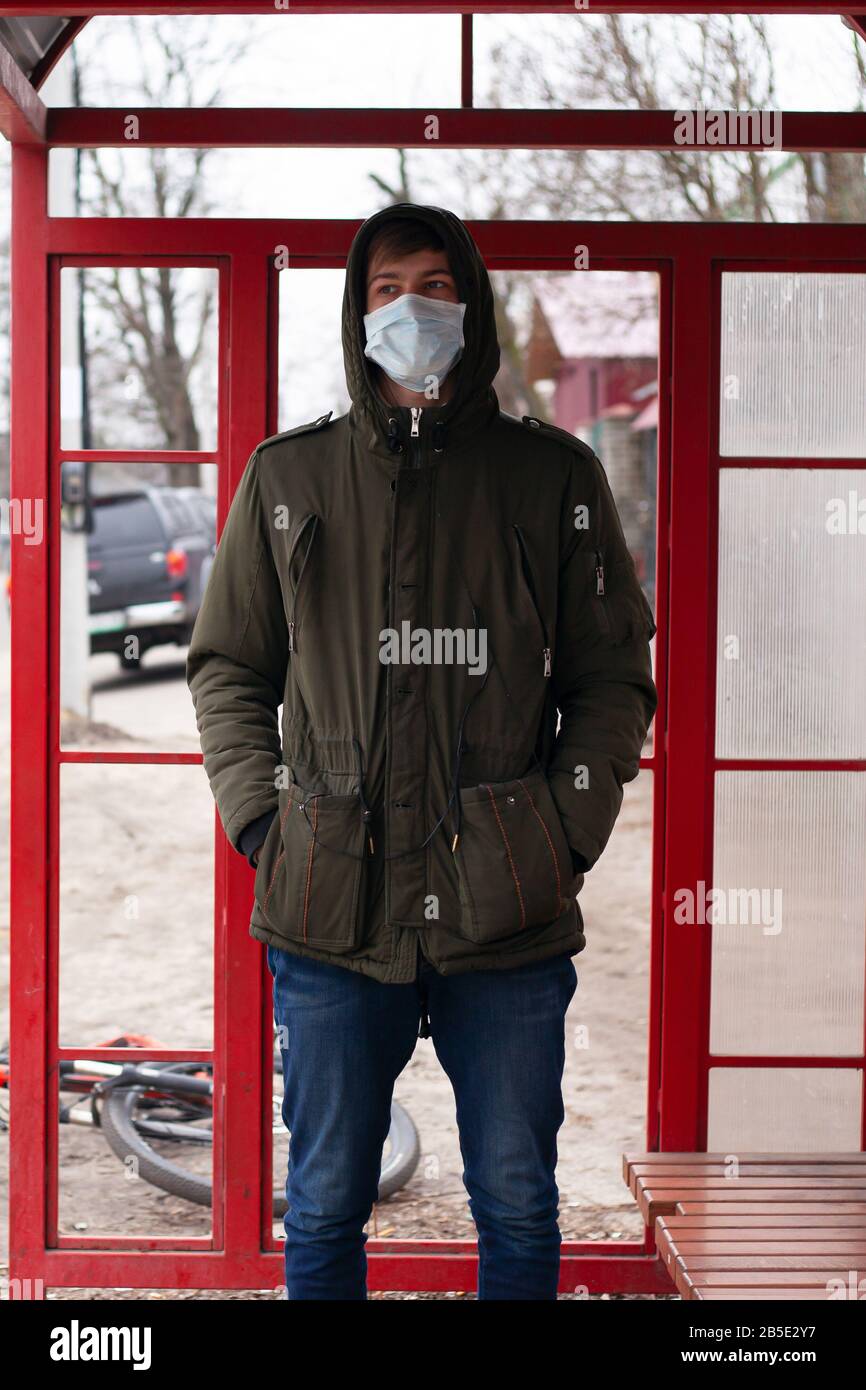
[45,107,866,152]
[0,42,47,144]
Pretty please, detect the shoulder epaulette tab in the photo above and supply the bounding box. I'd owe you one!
[521,415,596,463]
[257,412,333,451]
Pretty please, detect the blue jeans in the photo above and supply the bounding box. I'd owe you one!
[266,941,578,1300]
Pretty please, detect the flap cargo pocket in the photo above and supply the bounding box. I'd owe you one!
[254,778,366,951]
[453,767,573,944]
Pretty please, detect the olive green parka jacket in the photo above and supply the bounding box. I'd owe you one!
[186,202,658,984]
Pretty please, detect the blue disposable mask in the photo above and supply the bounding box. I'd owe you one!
[363,292,466,396]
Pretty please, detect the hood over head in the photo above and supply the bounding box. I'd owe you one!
[341,203,500,455]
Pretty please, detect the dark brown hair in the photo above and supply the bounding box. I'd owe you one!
[364,217,446,275]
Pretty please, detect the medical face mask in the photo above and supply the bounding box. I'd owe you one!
[363,292,467,395]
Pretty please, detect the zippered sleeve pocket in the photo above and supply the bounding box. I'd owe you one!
[586,548,656,646]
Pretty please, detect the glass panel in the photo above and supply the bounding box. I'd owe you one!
[58,1089,212,1240]
[715,469,866,759]
[59,266,219,451]
[707,1067,862,1151]
[59,463,218,751]
[59,762,214,1048]
[43,14,460,108]
[559,771,654,1240]
[50,147,808,222]
[710,771,866,1057]
[475,14,866,113]
[278,270,348,432]
[720,273,866,458]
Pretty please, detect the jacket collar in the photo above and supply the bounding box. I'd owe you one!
[347,382,500,462]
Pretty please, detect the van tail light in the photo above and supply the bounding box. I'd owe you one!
[165,547,188,580]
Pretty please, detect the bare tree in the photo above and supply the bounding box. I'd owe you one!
[432,14,865,402]
[470,13,865,225]
[73,16,256,485]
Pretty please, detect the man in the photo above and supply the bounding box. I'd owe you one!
[186,202,657,1300]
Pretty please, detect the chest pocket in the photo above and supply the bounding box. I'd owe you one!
[511,523,553,680]
[286,513,320,653]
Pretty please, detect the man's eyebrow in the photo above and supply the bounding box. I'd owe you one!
[367,266,454,286]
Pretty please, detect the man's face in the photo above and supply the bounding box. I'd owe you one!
[365,245,459,315]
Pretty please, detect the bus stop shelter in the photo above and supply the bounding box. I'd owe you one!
[3,1,866,1298]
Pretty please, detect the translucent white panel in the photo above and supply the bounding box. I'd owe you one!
[715,469,866,759]
[710,772,866,1057]
[720,273,866,457]
[707,1068,862,1151]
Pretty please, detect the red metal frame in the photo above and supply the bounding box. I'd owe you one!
[5,2,866,1298]
[698,256,866,1151]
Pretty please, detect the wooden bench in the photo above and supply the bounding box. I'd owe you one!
[623,1152,866,1300]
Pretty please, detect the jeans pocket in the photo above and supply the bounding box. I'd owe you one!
[254,779,367,951]
[454,767,573,944]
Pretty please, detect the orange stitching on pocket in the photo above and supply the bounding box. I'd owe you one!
[264,797,294,915]
[301,797,318,942]
[518,778,563,919]
[484,785,525,929]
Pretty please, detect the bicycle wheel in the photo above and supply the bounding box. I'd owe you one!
[98,1067,420,1213]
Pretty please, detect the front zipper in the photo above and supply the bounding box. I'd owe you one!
[512,524,552,679]
[287,513,319,653]
[409,406,422,467]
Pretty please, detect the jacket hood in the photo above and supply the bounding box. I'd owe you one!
[341,203,501,455]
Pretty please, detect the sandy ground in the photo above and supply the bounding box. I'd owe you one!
[0,616,665,1299]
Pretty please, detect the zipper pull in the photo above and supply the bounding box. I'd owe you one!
[288,620,295,652]
[595,551,605,596]
[410,407,422,437]
[543,647,552,678]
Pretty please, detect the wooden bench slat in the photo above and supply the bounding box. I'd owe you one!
[629,1164,866,1194]
[672,1254,866,1270]
[624,1152,865,1162]
[638,1187,866,1224]
[695,1290,841,1300]
[664,1251,866,1262]
[623,1153,865,1184]
[660,1213,866,1230]
[683,1270,857,1286]
[643,1176,866,1188]
[675,1201,866,1215]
